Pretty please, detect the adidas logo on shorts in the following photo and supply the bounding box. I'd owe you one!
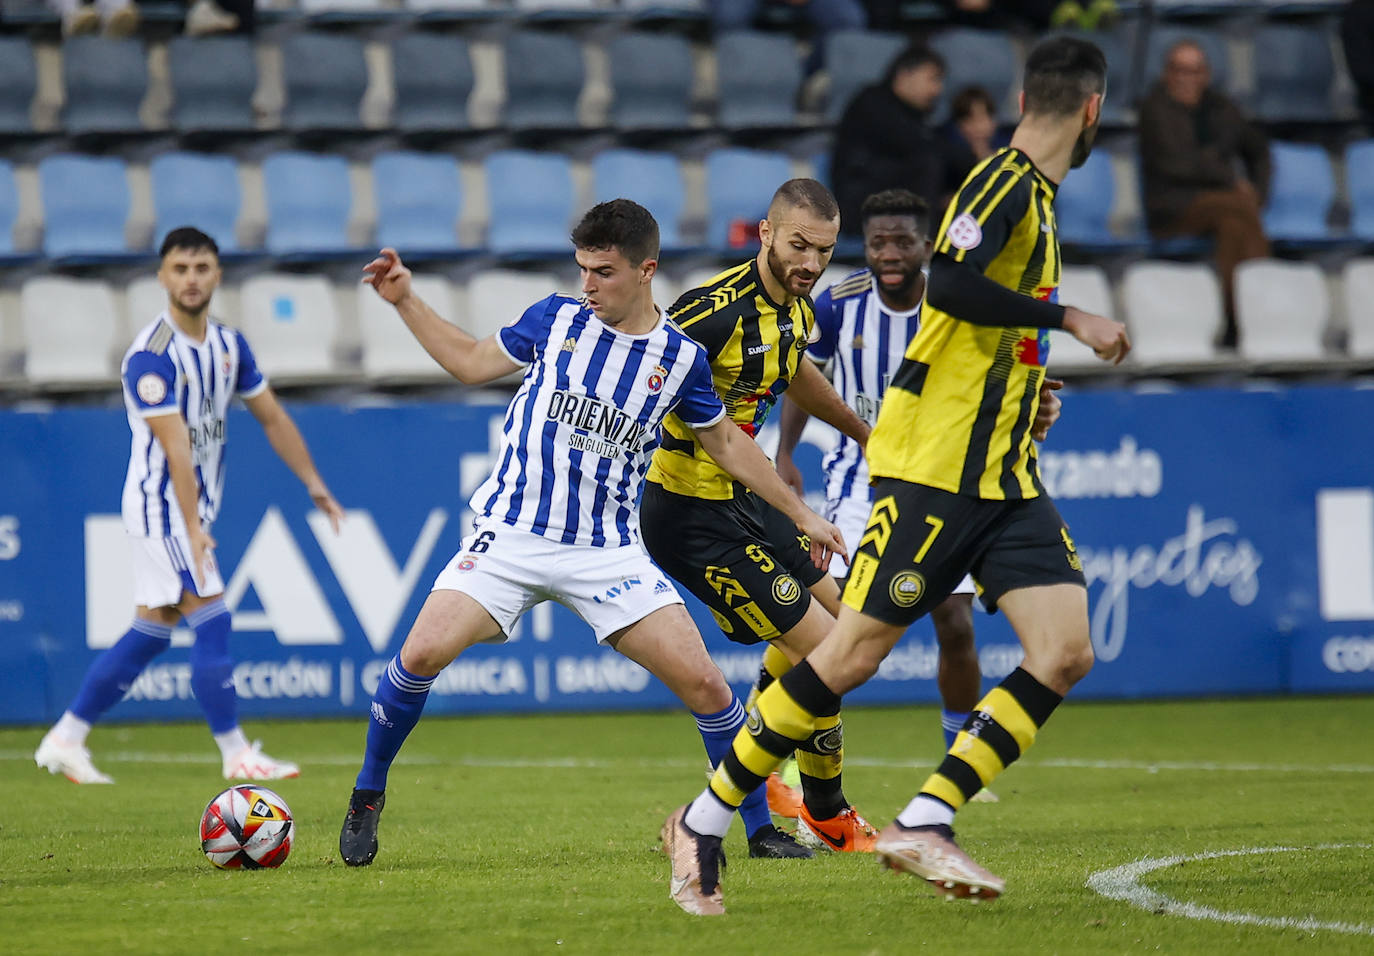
[654,580,673,595]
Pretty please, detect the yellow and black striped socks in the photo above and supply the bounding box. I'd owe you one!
[902,667,1063,826]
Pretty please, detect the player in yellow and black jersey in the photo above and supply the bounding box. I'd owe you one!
[660,37,1133,916]
[642,179,882,857]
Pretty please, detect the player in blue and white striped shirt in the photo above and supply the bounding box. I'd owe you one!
[35,227,345,785]
[340,201,844,866]
[776,190,1061,788]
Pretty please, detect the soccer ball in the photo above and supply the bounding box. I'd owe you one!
[200,785,293,869]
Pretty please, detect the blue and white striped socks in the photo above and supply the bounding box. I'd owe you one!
[355,655,436,792]
[69,617,173,728]
[942,709,971,752]
[694,698,773,838]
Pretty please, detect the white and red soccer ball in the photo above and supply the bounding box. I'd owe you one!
[200,785,293,869]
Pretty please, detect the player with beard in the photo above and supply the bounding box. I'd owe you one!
[661,36,1131,915]
[641,179,881,858]
[773,189,1063,803]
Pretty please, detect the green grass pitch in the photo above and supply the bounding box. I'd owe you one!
[2,697,1371,955]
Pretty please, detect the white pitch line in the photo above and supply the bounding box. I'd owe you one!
[1087,845,1374,937]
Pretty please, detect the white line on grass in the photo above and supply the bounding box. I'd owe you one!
[1087,844,1374,937]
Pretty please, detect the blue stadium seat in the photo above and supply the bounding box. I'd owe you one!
[261,152,354,255]
[60,36,148,135]
[0,161,19,255]
[932,29,1018,124]
[391,33,473,133]
[591,150,687,250]
[607,32,694,131]
[704,148,792,250]
[38,154,133,258]
[621,0,707,17]
[149,152,242,253]
[503,31,585,131]
[281,33,368,132]
[0,38,37,134]
[1346,141,1374,242]
[484,150,574,255]
[823,30,907,124]
[372,151,463,253]
[1143,26,1231,98]
[1056,150,1145,250]
[1253,25,1335,123]
[715,31,802,130]
[167,36,258,134]
[1263,142,1335,242]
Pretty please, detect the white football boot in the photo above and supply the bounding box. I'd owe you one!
[223,740,300,780]
[34,731,114,784]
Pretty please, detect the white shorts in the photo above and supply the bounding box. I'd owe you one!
[826,494,976,595]
[431,522,685,643]
[129,533,225,609]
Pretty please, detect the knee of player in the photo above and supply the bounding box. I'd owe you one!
[1054,638,1095,687]
[398,641,449,678]
[684,666,734,713]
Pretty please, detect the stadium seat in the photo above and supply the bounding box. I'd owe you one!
[1056,150,1144,250]
[126,275,168,328]
[358,273,458,381]
[1143,26,1230,98]
[704,148,792,250]
[391,33,473,134]
[1234,259,1329,362]
[590,150,687,250]
[1346,141,1374,242]
[167,36,257,134]
[0,38,37,134]
[932,29,1018,123]
[606,32,694,132]
[0,161,18,255]
[149,152,242,253]
[513,0,604,16]
[372,151,463,253]
[238,274,342,379]
[1253,24,1335,123]
[260,152,354,256]
[281,32,368,133]
[483,150,574,256]
[60,36,148,135]
[466,269,560,342]
[1263,142,1336,243]
[403,0,492,13]
[20,277,121,386]
[715,31,802,130]
[1342,258,1374,358]
[823,30,907,124]
[38,154,133,258]
[1121,260,1224,364]
[621,0,707,15]
[1051,265,1116,370]
[502,31,585,132]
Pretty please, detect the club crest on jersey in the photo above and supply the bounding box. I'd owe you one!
[136,372,167,405]
[1015,329,1051,368]
[645,364,667,395]
[946,213,983,251]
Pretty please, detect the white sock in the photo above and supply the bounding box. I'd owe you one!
[214,727,251,761]
[53,711,92,746]
[682,787,733,839]
[897,794,956,829]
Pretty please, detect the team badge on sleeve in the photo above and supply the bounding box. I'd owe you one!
[946,213,983,251]
[646,364,667,395]
[136,372,168,405]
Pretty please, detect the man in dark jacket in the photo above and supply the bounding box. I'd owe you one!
[1139,39,1270,346]
[1342,0,1374,125]
[831,46,974,236]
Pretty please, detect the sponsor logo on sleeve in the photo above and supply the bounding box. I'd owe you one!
[946,213,983,251]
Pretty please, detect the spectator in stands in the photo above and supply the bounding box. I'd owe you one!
[864,0,1115,30]
[1343,0,1374,126]
[946,85,1001,164]
[49,0,139,36]
[831,45,972,236]
[1140,38,1270,348]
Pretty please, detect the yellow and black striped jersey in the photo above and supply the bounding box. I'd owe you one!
[647,260,815,500]
[867,147,1060,500]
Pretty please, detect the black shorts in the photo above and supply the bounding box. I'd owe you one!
[641,482,825,645]
[842,479,1086,627]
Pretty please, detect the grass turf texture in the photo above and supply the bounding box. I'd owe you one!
[2,697,1370,955]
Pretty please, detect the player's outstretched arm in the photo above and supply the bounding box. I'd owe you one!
[1062,306,1131,366]
[694,418,847,570]
[786,358,870,450]
[146,411,216,580]
[362,248,521,385]
[243,388,345,534]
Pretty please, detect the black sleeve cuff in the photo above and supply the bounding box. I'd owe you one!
[927,254,1066,330]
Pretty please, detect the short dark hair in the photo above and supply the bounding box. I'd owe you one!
[883,44,946,86]
[951,85,996,123]
[860,189,931,237]
[570,199,659,264]
[1022,35,1107,117]
[159,226,219,259]
[768,178,840,223]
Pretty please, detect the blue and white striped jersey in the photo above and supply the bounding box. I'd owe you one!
[810,268,924,506]
[472,293,724,548]
[120,314,267,537]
